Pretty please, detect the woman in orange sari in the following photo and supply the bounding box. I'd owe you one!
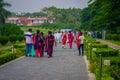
[61,31,67,48]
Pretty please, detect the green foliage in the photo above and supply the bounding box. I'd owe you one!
[0,24,24,36]
[14,44,25,48]
[0,52,15,65]
[81,0,120,34]
[9,34,18,43]
[14,49,24,58]
[17,35,25,42]
[95,48,119,57]
[106,34,120,41]
[0,0,11,24]
[0,36,9,45]
[91,44,108,48]
[0,42,25,65]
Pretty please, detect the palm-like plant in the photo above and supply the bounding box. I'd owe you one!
[0,0,11,24]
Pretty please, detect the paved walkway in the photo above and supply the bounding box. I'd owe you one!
[0,43,89,80]
[96,39,120,50]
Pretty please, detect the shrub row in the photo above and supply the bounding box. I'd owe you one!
[0,52,16,65]
[85,36,120,80]
[94,48,119,57]
[109,62,120,80]
[106,34,120,41]
[0,43,25,65]
[111,60,120,68]
[0,35,24,45]
[91,44,108,48]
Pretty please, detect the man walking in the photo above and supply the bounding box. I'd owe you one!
[78,32,85,56]
[24,28,33,57]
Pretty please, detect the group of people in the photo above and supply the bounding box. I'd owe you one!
[24,28,85,58]
[24,29,56,58]
[61,30,85,56]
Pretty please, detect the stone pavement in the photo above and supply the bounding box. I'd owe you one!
[0,43,89,80]
[96,39,120,50]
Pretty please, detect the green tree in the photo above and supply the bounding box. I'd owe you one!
[81,0,120,33]
[0,0,11,24]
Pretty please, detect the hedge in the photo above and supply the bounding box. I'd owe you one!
[0,36,9,45]
[95,48,119,57]
[14,44,25,48]
[106,34,120,41]
[0,52,16,65]
[91,44,108,48]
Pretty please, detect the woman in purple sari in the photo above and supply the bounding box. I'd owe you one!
[45,31,57,58]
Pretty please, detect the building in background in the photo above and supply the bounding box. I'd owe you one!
[6,17,51,26]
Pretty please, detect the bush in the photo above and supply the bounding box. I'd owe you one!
[0,51,4,55]
[0,24,24,36]
[14,49,24,58]
[89,61,97,73]
[17,35,25,42]
[106,34,119,41]
[111,60,120,68]
[0,36,9,45]
[106,34,112,40]
[0,52,16,65]
[9,34,18,43]
[91,44,108,48]
[109,66,120,80]
[95,48,119,57]
[14,44,25,48]
[111,34,118,41]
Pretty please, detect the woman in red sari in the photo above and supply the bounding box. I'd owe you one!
[45,31,56,58]
[33,30,43,57]
[61,31,67,48]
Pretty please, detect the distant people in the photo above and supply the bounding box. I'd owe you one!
[46,31,57,58]
[33,30,43,57]
[56,31,62,43]
[67,31,74,49]
[61,31,67,48]
[78,32,85,56]
[91,31,95,38]
[24,28,32,57]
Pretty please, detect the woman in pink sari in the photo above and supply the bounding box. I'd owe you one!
[76,30,81,48]
[68,31,74,49]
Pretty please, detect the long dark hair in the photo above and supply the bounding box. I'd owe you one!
[36,30,40,35]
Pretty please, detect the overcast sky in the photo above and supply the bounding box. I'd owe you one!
[4,0,88,13]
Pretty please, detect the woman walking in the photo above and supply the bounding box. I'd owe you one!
[46,31,57,58]
[68,31,74,49]
[33,30,43,57]
[61,31,67,48]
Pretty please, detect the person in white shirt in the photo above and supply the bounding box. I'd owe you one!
[24,28,32,57]
[78,32,85,56]
[56,31,62,43]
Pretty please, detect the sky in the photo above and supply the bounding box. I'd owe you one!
[4,0,88,13]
